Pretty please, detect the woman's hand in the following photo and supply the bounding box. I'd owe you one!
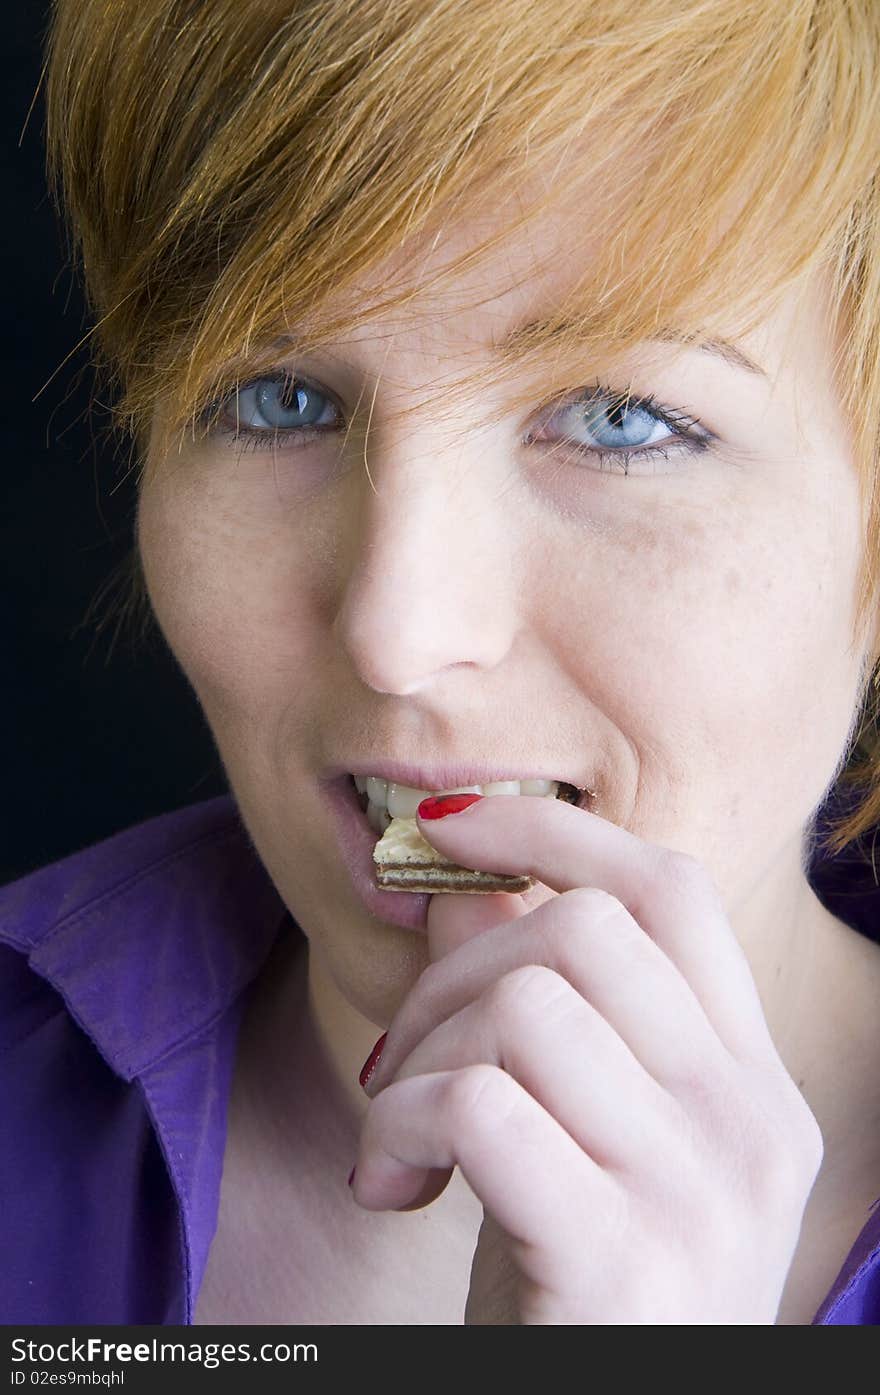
[350,795,824,1324]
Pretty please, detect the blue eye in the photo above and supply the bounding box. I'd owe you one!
[203,372,341,447]
[252,378,328,429]
[582,397,666,449]
[526,383,710,475]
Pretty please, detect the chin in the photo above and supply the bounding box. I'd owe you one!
[308,910,430,1029]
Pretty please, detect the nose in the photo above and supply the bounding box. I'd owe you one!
[332,423,521,695]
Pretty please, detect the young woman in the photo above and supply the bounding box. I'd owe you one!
[3,0,880,1324]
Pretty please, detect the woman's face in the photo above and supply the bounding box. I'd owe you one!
[138,200,869,1028]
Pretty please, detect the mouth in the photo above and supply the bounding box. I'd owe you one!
[319,772,594,930]
[349,774,588,835]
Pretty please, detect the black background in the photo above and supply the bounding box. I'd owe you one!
[2,5,227,886]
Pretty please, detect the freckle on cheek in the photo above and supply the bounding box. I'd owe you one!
[725,567,741,597]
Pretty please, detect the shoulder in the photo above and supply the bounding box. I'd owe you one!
[0,796,291,1323]
[0,794,288,1078]
[0,794,252,958]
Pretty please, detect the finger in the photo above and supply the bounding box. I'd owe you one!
[418,796,773,1060]
[371,963,684,1169]
[367,889,727,1099]
[426,886,531,959]
[353,1065,618,1247]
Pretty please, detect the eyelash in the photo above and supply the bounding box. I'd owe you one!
[198,370,711,474]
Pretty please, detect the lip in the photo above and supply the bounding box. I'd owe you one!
[320,772,432,931]
[321,759,583,793]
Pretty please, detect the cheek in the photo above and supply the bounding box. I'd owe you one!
[136,482,319,730]
[540,484,861,814]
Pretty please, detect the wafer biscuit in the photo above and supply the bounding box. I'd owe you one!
[372,814,534,893]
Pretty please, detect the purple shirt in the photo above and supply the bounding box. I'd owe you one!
[1,792,878,1324]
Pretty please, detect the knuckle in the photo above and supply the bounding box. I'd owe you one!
[539,888,624,963]
[735,1099,824,1208]
[561,885,624,921]
[485,963,569,1024]
[667,1050,731,1106]
[755,1075,826,1181]
[444,1063,517,1132]
[748,1139,809,1209]
[775,1099,825,1186]
[682,1064,826,1210]
[798,1109,826,1176]
[540,887,644,979]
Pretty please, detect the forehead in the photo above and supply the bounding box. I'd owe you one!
[299,194,581,363]
[296,180,830,392]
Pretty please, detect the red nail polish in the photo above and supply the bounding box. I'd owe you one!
[417,793,484,820]
[347,1166,356,1187]
[359,1032,387,1090]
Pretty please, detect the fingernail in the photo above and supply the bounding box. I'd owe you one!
[359,1032,387,1090]
[347,1166,356,1188]
[417,793,484,820]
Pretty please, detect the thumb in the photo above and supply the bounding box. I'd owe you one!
[426,888,527,962]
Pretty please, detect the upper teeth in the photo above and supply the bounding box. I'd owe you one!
[354,775,560,820]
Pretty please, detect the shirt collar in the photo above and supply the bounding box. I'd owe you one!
[11,794,289,1081]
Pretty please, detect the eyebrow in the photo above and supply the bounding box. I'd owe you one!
[267,324,768,379]
[654,330,768,379]
[492,320,768,379]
